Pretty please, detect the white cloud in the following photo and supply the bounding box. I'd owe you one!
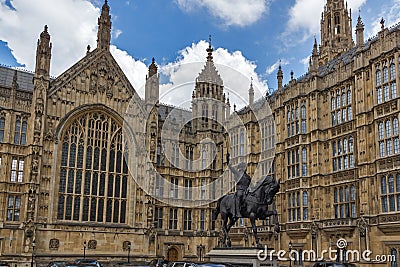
[266,59,289,75]
[283,0,367,45]
[175,0,270,27]
[0,0,98,75]
[113,29,123,39]
[110,45,148,96]
[0,0,147,92]
[368,0,400,38]
[159,40,268,109]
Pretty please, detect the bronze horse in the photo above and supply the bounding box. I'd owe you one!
[213,176,280,248]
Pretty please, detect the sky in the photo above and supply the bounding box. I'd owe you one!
[1,0,400,108]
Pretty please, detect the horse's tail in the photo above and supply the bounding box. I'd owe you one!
[212,197,222,220]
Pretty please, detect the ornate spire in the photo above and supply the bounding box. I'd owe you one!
[196,37,223,86]
[148,57,158,78]
[249,77,254,107]
[97,0,112,51]
[277,61,283,90]
[207,35,213,62]
[35,25,52,78]
[312,35,318,56]
[356,13,365,47]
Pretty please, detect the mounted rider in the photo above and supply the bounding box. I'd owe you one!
[227,157,252,218]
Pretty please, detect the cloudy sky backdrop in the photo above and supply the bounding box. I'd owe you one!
[1,0,400,108]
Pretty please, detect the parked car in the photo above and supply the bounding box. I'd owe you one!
[312,262,347,267]
[75,259,102,267]
[167,262,197,267]
[149,259,169,267]
[47,262,69,267]
[198,263,235,267]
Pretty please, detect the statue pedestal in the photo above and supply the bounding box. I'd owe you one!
[206,247,277,267]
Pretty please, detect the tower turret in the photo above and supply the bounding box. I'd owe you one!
[319,0,353,64]
[97,0,111,51]
[35,25,52,78]
[192,37,224,130]
[356,14,365,48]
[310,36,319,72]
[277,64,283,90]
[145,58,160,108]
[249,78,254,108]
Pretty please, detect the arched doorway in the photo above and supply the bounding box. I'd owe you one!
[168,247,179,261]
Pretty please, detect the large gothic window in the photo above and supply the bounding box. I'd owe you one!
[57,112,128,223]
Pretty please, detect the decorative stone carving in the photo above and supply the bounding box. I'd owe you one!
[90,73,98,94]
[123,241,131,251]
[49,238,59,250]
[88,239,97,249]
[311,221,318,239]
[357,217,368,237]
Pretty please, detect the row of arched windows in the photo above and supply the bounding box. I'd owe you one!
[287,103,307,137]
[378,117,400,157]
[381,174,400,213]
[288,191,308,221]
[331,88,352,126]
[332,137,354,171]
[376,58,397,104]
[334,185,356,218]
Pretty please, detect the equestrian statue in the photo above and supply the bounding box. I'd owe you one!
[212,155,280,248]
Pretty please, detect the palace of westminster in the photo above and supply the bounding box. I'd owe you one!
[1,0,400,266]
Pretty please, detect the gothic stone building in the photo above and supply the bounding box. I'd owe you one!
[1,0,400,266]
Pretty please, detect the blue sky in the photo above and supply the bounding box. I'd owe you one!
[1,0,400,107]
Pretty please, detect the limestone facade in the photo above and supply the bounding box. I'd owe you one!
[0,1,400,266]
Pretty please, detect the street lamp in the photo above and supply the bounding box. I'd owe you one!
[167,245,171,261]
[289,241,293,267]
[31,241,36,267]
[127,244,131,263]
[83,240,87,259]
[199,244,203,262]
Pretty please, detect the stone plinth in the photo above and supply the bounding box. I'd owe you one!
[206,247,277,267]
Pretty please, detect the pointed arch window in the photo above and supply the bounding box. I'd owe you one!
[301,147,307,177]
[202,149,207,169]
[301,103,306,134]
[378,118,400,158]
[240,129,245,156]
[14,117,27,145]
[376,69,382,86]
[0,116,5,142]
[57,112,128,223]
[381,173,400,213]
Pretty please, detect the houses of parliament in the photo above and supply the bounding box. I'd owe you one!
[0,0,400,266]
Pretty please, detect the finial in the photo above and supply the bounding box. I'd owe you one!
[87,45,91,54]
[44,25,48,32]
[381,17,385,30]
[290,70,294,80]
[206,35,214,62]
[105,0,108,4]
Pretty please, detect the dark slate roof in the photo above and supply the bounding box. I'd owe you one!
[236,96,267,115]
[317,47,357,77]
[158,103,192,123]
[0,66,35,91]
